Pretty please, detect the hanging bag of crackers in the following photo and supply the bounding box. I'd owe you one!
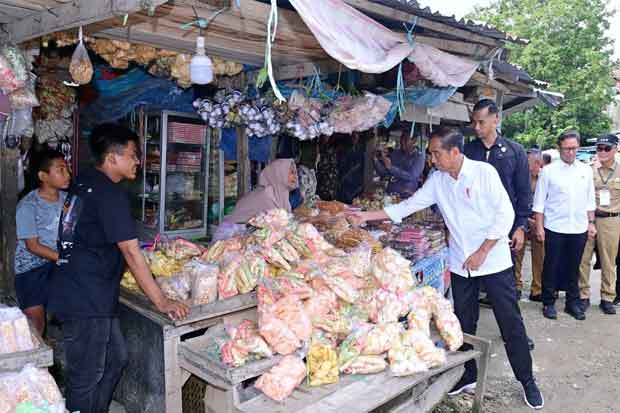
[69,27,93,85]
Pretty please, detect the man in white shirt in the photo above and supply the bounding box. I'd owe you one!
[349,128,543,410]
[533,130,596,321]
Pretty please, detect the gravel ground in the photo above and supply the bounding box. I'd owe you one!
[434,246,620,412]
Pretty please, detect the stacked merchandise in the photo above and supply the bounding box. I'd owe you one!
[0,306,65,412]
[172,208,464,402]
[172,151,202,173]
[386,224,447,262]
[168,122,206,145]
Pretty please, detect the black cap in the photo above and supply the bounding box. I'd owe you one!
[596,134,619,147]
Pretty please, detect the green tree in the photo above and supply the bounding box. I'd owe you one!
[469,0,616,148]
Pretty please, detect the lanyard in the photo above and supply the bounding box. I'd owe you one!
[598,162,618,186]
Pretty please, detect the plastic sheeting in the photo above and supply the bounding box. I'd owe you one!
[382,86,457,127]
[288,0,479,87]
[81,68,195,128]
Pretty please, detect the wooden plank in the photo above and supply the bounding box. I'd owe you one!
[363,128,377,193]
[1,0,169,43]
[389,365,464,413]
[463,334,492,413]
[414,34,492,58]
[467,72,510,93]
[236,127,250,196]
[237,350,480,413]
[342,0,502,47]
[119,288,257,328]
[0,144,18,296]
[163,336,183,413]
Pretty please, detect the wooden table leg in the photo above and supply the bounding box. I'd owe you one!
[164,337,184,413]
[464,334,492,413]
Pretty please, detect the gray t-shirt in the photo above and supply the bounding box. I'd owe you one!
[14,189,66,275]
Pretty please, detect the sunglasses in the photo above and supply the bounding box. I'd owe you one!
[596,146,614,152]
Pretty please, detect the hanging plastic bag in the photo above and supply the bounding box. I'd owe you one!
[8,107,33,138]
[9,73,39,110]
[0,44,27,93]
[69,27,93,85]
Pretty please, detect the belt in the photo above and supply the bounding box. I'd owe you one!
[595,210,620,218]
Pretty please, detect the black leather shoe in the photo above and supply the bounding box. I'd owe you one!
[564,305,586,320]
[542,305,557,320]
[529,294,542,302]
[613,297,620,306]
[448,375,477,396]
[527,336,535,351]
[579,298,591,311]
[599,300,617,315]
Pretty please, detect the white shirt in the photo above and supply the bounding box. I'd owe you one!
[532,159,595,234]
[384,156,514,278]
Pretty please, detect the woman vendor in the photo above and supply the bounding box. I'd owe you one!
[213,158,299,240]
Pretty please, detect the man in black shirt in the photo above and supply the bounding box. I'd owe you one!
[49,124,188,413]
[465,99,532,297]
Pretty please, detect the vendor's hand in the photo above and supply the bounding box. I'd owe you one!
[157,298,189,320]
[382,155,392,169]
[463,248,489,272]
[588,223,597,240]
[527,217,536,229]
[511,227,526,251]
[535,226,545,243]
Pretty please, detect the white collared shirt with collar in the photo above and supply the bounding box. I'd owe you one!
[384,156,514,278]
[532,159,595,234]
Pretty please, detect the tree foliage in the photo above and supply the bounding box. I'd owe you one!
[468,0,616,147]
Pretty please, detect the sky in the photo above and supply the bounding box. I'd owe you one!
[417,0,620,61]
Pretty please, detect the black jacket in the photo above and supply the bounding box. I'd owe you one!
[464,136,531,234]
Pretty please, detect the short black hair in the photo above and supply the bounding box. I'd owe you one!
[89,123,139,166]
[557,129,580,145]
[33,149,65,185]
[473,99,499,114]
[430,127,464,153]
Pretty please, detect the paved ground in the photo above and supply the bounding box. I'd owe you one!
[434,246,620,412]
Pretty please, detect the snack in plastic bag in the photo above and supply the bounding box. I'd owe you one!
[164,238,203,260]
[407,295,433,337]
[307,342,339,386]
[221,320,273,366]
[388,340,428,376]
[275,238,301,263]
[145,250,183,277]
[248,208,292,230]
[338,302,370,324]
[157,273,191,301]
[322,275,359,303]
[259,311,301,355]
[341,355,387,375]
[304,288,338,318]
[220,339,249,367]
[312,313,353,337]
[260,245,291,270]
[9,75,39,109]
[0,306,35,354]
[338,324,373,370]
[188,261,219,306]
[0,45,27,93]
[433,296,464,351]
[371,247,415,293]
[255,355,307,402]
[362,323,402,356]
[348,242,373,278]
[401,330,446,368]
[272,295,312,342]
[285,231,313,257]
[218,254,241,298]
[294,223,333,254]
[366,289,405,324]
[262,275,314,300]
[69,28,93,85]
[0,365,64,413]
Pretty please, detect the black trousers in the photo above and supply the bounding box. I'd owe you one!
[451,268,533,385]
[542,229,587,307]
[63,317,129,413]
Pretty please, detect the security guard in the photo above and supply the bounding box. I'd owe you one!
[578,134,620,315]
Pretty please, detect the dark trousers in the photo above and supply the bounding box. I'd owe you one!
[451,268,533,385]
[542,229,587,307]
[63,317,128,413]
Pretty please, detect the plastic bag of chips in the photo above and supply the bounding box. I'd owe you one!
[313,313,354,337]
[388,340,428,376]
[275,238,301,263]
[260,245,291,270]
[338,323,373,370]
[371,247,415,293]
[248,208,292,230]
[401,330,446,368]
[189,261,219,306]
[304,288,338,318]
[407,294,433,337]
[341,355,387,375]
[218,254,241,298]
[258,311,301,355]
[294,223,333,254]
[272,295,313,342]
[433,295,463,351]
[307,342,339,386]
[362,323,402,356]
[255,355,307,402]
[157,273,191,301]
[348,242,373,278]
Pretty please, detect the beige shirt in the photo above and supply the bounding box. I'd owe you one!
[593,162,620,213]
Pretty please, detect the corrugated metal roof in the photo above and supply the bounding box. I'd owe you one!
[368,0,528,44]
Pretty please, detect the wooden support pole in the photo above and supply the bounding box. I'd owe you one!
[0,143,18,296]
[363,128,377,193]
[236,127,250,197]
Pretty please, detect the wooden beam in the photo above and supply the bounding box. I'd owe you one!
[236,127,250,197]
[1,0,169,43]
[415,34,491,58]
[343,0,502,47]
[0,144,18,296]
[467,71,510,93]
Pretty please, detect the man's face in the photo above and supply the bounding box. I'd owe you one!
[596,144,616,164]
[400,134,416,154]
[40,158,71,189]
[109,141,140,180]
[471,107,499,140]
[527,153,542,176]
[558,137,579,164]
[429,137,457,172]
